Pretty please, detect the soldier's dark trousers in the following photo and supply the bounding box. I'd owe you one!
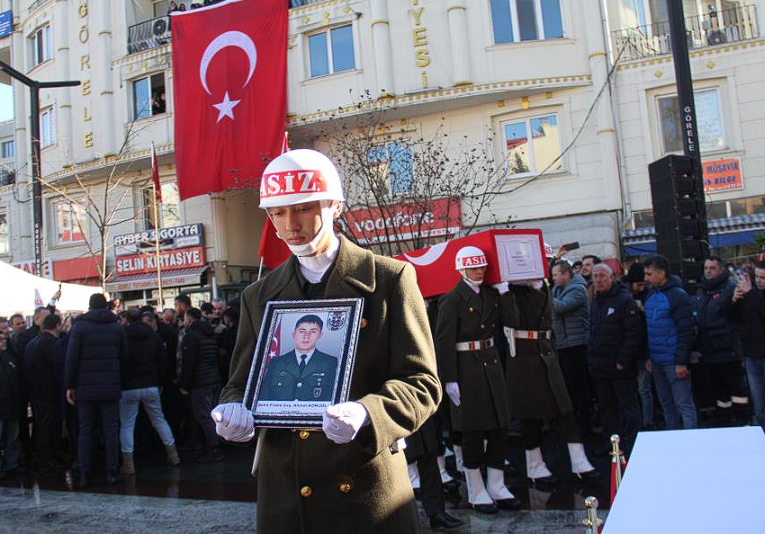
[592,378,640,456]
[557,345,592,433]
[521,414,580,450]
[462,429,506,470]
[414,449,446,517]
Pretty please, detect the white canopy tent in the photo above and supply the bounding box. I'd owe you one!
[0,260,100,316]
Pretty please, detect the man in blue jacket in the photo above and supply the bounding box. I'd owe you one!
[65,293,128,488]
[643,255,697,429]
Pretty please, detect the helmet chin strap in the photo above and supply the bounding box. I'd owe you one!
[460,270,484,292]
[274,203,337,257]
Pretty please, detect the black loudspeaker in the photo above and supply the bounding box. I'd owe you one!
[648,155,710,292]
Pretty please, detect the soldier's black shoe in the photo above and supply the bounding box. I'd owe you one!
[530,474,559,489]
[197,448,225,463]
[495,497,523,510]
[472,503,498,514]
[442,479,460,492]
[574,469,601,483]
[429,511,464,530]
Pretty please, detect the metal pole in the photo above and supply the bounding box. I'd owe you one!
[30,86,43,278]
[0,59,79,277]
[666,0,709,237]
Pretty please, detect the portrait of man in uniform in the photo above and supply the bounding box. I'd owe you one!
[259,314,339,402]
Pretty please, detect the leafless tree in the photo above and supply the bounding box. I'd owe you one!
[318,105,514,257]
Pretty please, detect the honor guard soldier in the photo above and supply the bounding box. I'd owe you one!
[210,149,441,534]
[436,246,522,514]
[504,279,599,486]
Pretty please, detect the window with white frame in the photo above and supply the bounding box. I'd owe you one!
[490,0,564,44]
[52,200,86,245]
[132,73,166,120]
[367,142,414,196]
[40,107,55,147]
[1,140,14,159]
[30,25,52,67]
[142,182,181,230]
[308,24,356,78]
[501,113,563,176]
[657,88,725,154]
[0,212,8,255]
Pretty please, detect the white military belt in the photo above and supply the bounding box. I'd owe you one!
[513,329,552,340]
[455,338,495,352]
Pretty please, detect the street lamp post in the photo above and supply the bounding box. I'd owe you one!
[0,59,79,277]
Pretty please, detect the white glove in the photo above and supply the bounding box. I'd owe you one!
[445,382,461,407]
[492,282,509,294]
[211,403,255,442]
[322,402,369,444]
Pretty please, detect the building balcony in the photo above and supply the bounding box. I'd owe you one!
[612,4,759,61]
[127,16,171,55]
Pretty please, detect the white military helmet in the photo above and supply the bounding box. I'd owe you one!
[455,246,488,270]
[259,149,345,209]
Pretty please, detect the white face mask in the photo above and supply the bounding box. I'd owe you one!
[274,202,337,257]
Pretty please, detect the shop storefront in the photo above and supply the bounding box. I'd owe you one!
[106,224,209,309]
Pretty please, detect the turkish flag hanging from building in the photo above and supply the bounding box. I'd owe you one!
[171,0,287,200]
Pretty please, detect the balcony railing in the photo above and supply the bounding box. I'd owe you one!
[612,4,759,61]
[128,16,171,55]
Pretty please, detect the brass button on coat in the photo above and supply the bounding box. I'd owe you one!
[298,430,310,440]
[481,324,485,329]
[469,307,474,312]
[300,486,312,497]
[339,482,352,493]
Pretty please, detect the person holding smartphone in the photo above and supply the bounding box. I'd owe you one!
[730,261,765,431]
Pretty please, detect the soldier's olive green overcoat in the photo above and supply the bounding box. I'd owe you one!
[220,236,441,534]
[505,283,573,420]
[435,280,516,432]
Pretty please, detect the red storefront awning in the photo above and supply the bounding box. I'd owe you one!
[105,266,209,293]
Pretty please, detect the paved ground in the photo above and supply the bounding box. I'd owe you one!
[0,432,611,533]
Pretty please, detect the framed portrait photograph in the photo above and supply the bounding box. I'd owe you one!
[243,298,365,429]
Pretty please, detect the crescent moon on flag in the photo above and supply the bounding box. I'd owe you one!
[199,30,257,95]
[403,242,449,266]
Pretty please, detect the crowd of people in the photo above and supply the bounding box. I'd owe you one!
[0,292,241,487]
[550,252,765,459]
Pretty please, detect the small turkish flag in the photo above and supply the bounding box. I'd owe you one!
[151,142,162,203]
[171,0,287,200]
[267,318,281,362]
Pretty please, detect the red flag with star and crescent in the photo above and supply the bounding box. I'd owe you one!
[171,0,287,200]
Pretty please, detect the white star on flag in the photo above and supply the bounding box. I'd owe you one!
[213,91,240,122]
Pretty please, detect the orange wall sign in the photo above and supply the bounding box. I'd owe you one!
[703,158,743,192]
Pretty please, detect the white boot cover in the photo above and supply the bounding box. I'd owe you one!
[567,442,595,474]
[525,448,553,479]
[408,462,420,489]
[437,455,454,483]
[486,467,516,500]
[464,468,494,505]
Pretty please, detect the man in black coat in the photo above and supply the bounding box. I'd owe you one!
[14,305,53,465]
[695,257,748,425]
[180,307,223,463]
[0,334,21,478]
[30,314,64,474]
[65,293,128,487]
[588,264,644,456]
[119,309,179,475]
